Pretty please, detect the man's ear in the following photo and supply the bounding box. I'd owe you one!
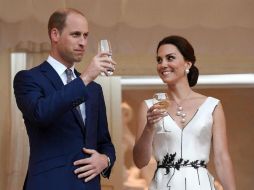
[50,28,60,42]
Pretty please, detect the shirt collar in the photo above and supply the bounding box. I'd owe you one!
[47,55,75,77]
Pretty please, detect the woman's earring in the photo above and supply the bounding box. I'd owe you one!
[185,69,190,75]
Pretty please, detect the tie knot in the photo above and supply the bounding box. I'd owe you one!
[65,69,73,83]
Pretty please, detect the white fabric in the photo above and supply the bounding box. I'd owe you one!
[47,56,75,84]
[145,97,219,190]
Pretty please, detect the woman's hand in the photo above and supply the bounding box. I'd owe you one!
[146,104,167,128]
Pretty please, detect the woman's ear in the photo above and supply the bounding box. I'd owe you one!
[185,61,192,70]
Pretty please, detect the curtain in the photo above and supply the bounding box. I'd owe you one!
[0,0,253,75]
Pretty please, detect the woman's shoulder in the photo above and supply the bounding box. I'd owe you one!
[191,93,220,109]
[192,92,220,102]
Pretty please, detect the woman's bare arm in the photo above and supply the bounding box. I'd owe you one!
[212,102,236,190]
[133,100,166,168]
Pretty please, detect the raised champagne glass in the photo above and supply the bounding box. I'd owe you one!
[98,39,114,76]
[152,93,170,130]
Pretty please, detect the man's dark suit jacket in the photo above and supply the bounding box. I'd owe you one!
[13,61,116,190]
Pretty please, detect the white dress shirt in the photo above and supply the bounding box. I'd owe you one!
[47,56,86,124]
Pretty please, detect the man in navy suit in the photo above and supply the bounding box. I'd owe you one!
[13,8,116,190]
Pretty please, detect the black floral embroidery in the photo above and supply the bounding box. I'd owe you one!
[157,153,207,175]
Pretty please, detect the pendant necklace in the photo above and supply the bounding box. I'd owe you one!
[173,91,192,126]
[176,103,187,126]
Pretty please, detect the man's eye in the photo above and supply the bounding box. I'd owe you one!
[83,33,89,39]
[71,32,81,37]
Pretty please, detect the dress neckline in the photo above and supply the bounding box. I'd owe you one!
[166,97,210,131]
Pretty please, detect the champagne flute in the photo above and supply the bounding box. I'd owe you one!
[152,93,170,130]
[98,39,114,76]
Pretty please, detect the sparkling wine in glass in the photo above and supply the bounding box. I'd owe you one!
[98,39,114,76]
[152,93,170,130]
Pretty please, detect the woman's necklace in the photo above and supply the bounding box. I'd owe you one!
[172,91,192,126]
[175,102,187,126]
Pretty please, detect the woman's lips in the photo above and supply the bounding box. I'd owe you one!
[162,71,173,76]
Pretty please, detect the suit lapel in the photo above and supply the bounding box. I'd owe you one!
[40,62,86,136]
[39,61,64,90]
[73,108,86,135]
[73,69,87,132]
[73,69,98,143]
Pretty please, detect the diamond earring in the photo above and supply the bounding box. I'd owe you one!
[185,69,190,75]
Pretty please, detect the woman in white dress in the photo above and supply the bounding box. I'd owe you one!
[133,35,236,190]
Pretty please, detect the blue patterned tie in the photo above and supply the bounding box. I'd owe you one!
[65,68,73,84]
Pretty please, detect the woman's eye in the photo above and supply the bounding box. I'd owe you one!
[166,55,175,61]
[156,57,162,64]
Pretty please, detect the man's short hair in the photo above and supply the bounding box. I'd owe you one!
[48,8,85,39]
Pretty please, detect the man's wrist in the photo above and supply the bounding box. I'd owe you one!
[101,155,111,178]
[80,74,91,86]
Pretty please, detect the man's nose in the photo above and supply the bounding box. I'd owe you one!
[79,37,87,46]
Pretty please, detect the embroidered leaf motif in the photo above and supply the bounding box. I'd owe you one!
[200,160,207,168]
[183,160,189,166]
[158,152,207,174]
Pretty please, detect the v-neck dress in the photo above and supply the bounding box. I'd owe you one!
[145,97,219,190]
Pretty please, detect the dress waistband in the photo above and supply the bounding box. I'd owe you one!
[157,153,207,174]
